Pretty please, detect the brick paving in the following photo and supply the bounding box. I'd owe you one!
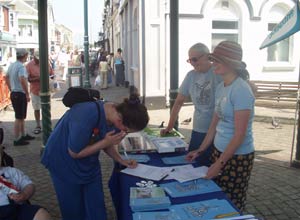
[1,77,300,220]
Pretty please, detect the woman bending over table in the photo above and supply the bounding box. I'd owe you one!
[41,93,149,220]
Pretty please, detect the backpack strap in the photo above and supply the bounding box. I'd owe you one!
[94,101,101,126]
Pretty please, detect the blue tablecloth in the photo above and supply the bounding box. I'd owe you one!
[108,152,239,220]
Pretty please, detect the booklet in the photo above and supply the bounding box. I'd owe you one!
[121,154,150,163]
[169,199,239,220]
[160,179,222,198]
[130,187,171,212]
[161,155,196,165]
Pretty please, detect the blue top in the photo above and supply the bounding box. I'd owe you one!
[214,77,255,155]
[6,61,28,93]
[179,68,222,133]
[115,57,122,65]
[41,101,116,184]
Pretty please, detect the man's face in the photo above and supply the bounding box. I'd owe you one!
[188,50,210,72]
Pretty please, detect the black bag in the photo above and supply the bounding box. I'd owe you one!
[62,87,101,107]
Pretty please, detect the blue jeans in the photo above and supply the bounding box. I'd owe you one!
[188,130,213,166]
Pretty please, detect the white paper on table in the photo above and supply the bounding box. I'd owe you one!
[170,166,209,183]
[164,164,194,180]
[121,163,174,181]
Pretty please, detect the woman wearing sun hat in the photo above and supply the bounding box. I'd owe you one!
[186,41,255,211]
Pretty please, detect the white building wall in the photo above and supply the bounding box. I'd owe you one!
[115,0,300,101]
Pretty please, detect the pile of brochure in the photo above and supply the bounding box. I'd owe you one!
[160,178,222,197]
[129,187,171,212]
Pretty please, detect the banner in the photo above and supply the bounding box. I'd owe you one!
[260,2,300,49]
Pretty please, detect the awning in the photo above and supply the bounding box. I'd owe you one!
[260,2,300,49]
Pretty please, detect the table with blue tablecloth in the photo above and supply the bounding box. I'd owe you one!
[108,152,239,220]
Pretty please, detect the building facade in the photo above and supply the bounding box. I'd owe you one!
[104,0,300,108]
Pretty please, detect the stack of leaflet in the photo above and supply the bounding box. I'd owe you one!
[160,179,222,198]
[130,187,171,212]
[132,211,182,220]
[150,137,188,153]
[169,199,240,220]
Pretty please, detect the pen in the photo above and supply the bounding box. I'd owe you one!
[123,147,129,159]
[160,168,175,181]
[214,212,239,219]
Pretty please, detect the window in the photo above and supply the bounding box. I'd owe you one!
[212,20,239,49]
[18,24,33,37]
[267,23,290,62]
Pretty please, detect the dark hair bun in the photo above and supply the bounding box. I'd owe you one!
[128,93,141,105]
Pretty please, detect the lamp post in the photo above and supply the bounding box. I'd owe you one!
[169,0,179,130]
[83,0,91,88]
[38,0,52,151]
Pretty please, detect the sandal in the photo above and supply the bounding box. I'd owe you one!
[33,127,42,134]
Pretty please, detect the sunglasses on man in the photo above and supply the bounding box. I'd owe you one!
[186,54,206,63]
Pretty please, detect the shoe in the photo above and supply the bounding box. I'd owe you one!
[14,139,29,146]
[33,127,42,134]
[22,134,35,141]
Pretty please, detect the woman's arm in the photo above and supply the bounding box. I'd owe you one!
[205,109,251,179]
[68,130,126,159]
[104,146,137,168]
[186,113,219,161]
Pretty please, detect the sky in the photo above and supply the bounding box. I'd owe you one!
[52,0,104,47]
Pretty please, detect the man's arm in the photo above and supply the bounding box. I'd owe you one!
[19,76,30,102]
[4,75,11,91]
[161,93,185,134]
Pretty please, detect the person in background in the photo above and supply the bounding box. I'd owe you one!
[186,41,255,211]
[114,48,125,87]
[0,146,51,220]
[161,43,221,166]
[5,49,35,146]
[99,55,109,89]
[26,50,54,134]
[106,52,114,85]
[41,93,149,220]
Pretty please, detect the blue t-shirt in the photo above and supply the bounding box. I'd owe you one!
[6,61,28,93]
[179,68,222,133]
[214,77,255,155]
[41,101,115,184]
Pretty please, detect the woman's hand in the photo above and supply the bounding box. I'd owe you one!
[103,130,127,147]
[205,161,223,179]
[185,149,204,162]
[121,159,138,168]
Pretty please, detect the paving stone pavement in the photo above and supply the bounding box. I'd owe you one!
[1,77,300,220]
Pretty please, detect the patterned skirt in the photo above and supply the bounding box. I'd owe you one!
[211,146,255,211]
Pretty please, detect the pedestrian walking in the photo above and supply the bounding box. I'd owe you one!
[5,49,35,146]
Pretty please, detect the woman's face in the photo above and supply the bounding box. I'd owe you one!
[211,58,232,76]
[113,113,135,134]
[187,50,209,72]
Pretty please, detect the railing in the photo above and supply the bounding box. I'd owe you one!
[0,73,11,110]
